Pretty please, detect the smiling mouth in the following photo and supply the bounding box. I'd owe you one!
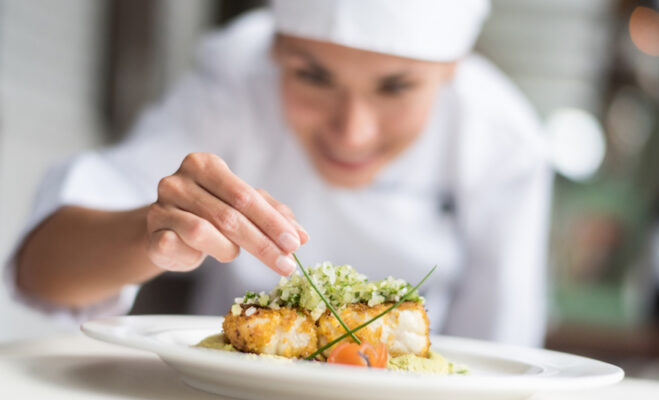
[311,134,382,171]
[320,150,378,170]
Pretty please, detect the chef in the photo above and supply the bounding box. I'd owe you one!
[5,0,552,347]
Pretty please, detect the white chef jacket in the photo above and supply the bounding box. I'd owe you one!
[3,10,552,347]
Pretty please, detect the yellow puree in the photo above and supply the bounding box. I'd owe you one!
[386,351,468,374]
[195,334,466,374]
[196,334,237,352]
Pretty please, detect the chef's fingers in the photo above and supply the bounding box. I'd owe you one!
[177,153,302,254]
[147,229,205,272]
[147,203,240,264]
[256,188,309,244]
[158,176,296,276]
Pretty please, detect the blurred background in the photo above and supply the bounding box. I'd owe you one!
[1,0,658,378]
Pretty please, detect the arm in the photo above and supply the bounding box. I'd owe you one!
[11,29,308,312]
[16,206,158,308]
[15,153,309,310]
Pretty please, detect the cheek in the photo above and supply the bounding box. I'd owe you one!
[380,95,435,144]
[281,79,331,138]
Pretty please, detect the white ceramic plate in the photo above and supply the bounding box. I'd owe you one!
[82,315,623,400]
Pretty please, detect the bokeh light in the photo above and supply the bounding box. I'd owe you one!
[606,86,655,158]
[547,108,606,181]
[629,6,659,56]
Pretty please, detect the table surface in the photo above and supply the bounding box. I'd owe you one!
[1,334,658,399]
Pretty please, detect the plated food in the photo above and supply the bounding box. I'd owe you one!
[197,261,466,374]
[82,315,625,399]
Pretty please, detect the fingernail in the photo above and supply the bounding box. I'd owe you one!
[288,219,309,243]
[278,232,300,252]
[275,255,296,276]
[293,222,309,242]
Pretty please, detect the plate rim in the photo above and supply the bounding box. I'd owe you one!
[81,314,624,393]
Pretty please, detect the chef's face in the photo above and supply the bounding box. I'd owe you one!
[273,35,457,188]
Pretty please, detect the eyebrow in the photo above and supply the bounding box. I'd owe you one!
[281,43,415,84]
[379,72,413,84]
[281,46,331,74]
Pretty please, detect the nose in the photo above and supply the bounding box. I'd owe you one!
[329,92,378,150]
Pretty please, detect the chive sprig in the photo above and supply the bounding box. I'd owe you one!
[292,253,361,344]
[305,265,437,361]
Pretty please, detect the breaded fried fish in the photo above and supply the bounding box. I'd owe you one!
[222,262,429,359]
[317,301,429,358]
[222,301,429,359]
[223,304,317,358]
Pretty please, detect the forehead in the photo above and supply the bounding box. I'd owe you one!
[275,34,442,75]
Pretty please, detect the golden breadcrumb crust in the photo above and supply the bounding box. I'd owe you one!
[222,305,318,358]
[223,301,429,359]
[317,302,430,357]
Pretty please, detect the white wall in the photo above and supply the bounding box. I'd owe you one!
[0,0,107,341]
[0,0,215,343]
[157,0,217,89]
[477,0,617,117]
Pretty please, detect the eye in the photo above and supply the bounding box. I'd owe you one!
[294,69,332,87]
[378,80,415,96]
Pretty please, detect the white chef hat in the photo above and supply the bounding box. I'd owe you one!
[270,0,490,62]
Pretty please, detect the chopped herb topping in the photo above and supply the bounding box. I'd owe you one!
[234,262,424,320]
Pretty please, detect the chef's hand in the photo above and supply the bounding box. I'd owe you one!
[145,153,308,276]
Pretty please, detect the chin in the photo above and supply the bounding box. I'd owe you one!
[324,176,372,189]
[315,167,378,189]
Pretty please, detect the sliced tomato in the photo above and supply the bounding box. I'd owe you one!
[327,343,366,366]
[369,343,388,368]
[327,342,388,368]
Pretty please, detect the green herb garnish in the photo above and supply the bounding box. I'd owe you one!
[306,265,437,361]
[235,263,422,318]
[293,253,361,344]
